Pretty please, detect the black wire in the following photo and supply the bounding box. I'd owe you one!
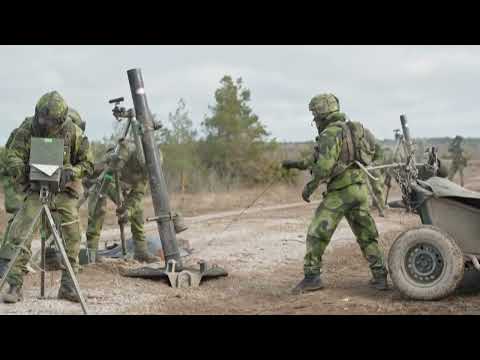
[218,177,278,236]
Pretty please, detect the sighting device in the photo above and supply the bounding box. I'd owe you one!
[0,138,89,314]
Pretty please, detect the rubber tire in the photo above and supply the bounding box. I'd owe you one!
[388,225,464,301]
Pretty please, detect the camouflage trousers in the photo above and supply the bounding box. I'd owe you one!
[448,163,465,187]
[86,181,146,252]
[304,182,387,277]
[0,191,82,287]
[1,178,26,248]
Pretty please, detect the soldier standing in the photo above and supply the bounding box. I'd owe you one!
[448,135,468,186]
[0,91,93,303]
[282,94,388,294]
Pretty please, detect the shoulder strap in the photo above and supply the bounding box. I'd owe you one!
[333,121,355,164]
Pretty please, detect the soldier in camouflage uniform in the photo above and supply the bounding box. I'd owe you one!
[85,140,160,263]
[0,91,93,303]
[84,138,188,264]
[282,94,388,294]
[1,108,86,248]
[1,131,25,247]
[448,135,468,186]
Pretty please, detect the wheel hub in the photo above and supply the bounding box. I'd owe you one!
[405,243,444,283]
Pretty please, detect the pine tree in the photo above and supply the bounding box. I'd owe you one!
[159,99,200,192]
[201,75,277,184]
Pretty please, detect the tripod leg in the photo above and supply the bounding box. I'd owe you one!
[40,225,45,298]
[40,212,50,298]
[0,206,44,294]
[43,205,89,315]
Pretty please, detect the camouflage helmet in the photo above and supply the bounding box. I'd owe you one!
[34,91,69,126]
[308,93,340,117]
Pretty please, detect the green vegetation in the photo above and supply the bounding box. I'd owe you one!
[156,75,298,192]
[2,75,480,194]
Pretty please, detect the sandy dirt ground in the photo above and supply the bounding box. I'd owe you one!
[1,161,480,315]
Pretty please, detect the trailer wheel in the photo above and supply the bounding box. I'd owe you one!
[388,225,464,300]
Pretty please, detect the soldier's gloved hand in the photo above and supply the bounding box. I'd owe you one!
[282,160,299,170]
[60,168,75,191]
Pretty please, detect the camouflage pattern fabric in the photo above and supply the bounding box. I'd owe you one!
[2,124,27,214]
[86,174,148,252]
[35,91,68,121]
[1,106,85,248]
[0,92,93,287]
[84,142,186,254]
[0,192,81,286]
[86,141,149,253]
[6,118,92,197]
[1,173,24,215]
[297,108,387,278]
[302,112,370,192]
[309,93,339,116]
[304,183,386,277]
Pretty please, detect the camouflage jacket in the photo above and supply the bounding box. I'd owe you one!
[113,141,148,188]
[7,116,93,196]
[304,112,382,193]
[86,141,148,193]
[1,127,26,212]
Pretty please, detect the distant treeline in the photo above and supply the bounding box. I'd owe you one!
[3,75,479,195]
[89,75,298,193]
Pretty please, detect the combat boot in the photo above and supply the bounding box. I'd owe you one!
[57,272,80,303]
[3,284,23,304]
[291,274,324,295]
[44,247,65,271]
[134,251,161,264]
[369,273,389,291]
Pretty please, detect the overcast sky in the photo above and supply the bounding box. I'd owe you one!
[1,45,479,144]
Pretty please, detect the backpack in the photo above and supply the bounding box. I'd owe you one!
[335,120,376,166]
